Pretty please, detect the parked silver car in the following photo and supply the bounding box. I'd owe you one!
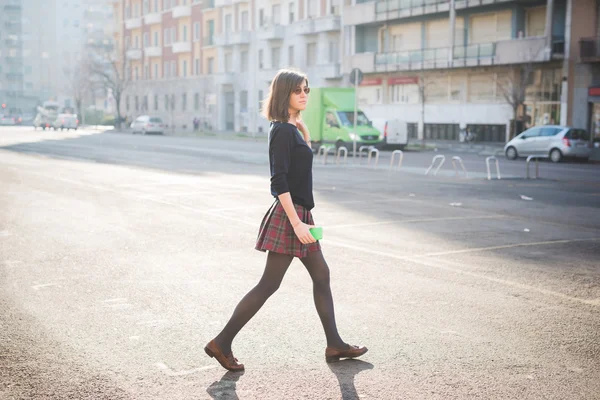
[504,125,592,163]
[130,115,164,135]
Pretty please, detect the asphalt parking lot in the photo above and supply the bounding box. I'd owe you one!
[1,126,599,399]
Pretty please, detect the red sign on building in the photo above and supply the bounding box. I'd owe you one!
[387,76,419,85]
[360,78,383,86]
[589,87,600,96]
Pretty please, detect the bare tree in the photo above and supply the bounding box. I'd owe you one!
[89,46,130,129]
[64,60,92,122]
[497,63,536,139]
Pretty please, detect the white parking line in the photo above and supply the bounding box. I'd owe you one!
[155,362,217,377]
[325,215,509,230]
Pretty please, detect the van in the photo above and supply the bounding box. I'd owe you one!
[371,119,408,150]
[303,88,383,152]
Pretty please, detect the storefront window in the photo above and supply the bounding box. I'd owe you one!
[524,67,562,128]
[591,103,600,140]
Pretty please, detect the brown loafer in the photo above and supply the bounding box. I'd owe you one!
[204,340,245,372]
[325,344,368,363]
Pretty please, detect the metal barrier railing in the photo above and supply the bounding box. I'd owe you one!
[526,155,547,179]
[425,155,445,176]
[485,156,501,180]
[451,156,468,177]
[368,148,380,168]
[336,147,348,165]
[323,146,336,165]
[358,145,371,164]
[390,150,404,169]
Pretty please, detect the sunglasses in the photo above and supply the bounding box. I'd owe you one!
[293,87,310,95]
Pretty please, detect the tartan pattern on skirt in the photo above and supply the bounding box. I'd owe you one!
[255,200,321,258]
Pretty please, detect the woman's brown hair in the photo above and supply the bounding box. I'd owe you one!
[261,68,308,122]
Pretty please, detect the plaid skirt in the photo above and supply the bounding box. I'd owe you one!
[255,200,321,258]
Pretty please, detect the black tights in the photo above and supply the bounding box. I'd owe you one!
[214,250,345,355]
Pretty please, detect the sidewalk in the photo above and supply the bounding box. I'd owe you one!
[425,139,505,156]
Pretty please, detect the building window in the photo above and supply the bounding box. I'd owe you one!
[143,95,148,111]
[165,94,169,110]
[272,4,281,25]
[195,58,200,75]
[207,57,214,73]
[143,33,149,47]
[194,93,200,111]
[171,94,176,110]
[194,22,200,41]
[288,45,294,67]
[144,65,149,79]
[271,47,281,69]
[225,53,232,72]
[154,0,159,12]
[164,61,169,77]
[182,93,187,111]
[135,66,139,80]
[171,27,176,43]
[468,74,494,103]
[164,29,170,46]
[240,51,248,72]
[308,0,318,18]
[183,25,188,42]
[154,63,158,79]
[258,90,263,110]
[289,2,295,23]
[241,11,249,31]
[143,0,149,14]
[154,95,158,111]
[135,95,139,111]
[154,31,159,46]
[390,84,418,104]
[258,49,264,68]
[307,43,317,66]
[259,9,264,27]
[240,90,248,112]
[183,60,187,77]
[172,60,176,77]
[328,41,338,63]
[126,95,130,111]
[135,36,139,49]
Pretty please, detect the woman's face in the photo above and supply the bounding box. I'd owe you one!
[288,80,309,115]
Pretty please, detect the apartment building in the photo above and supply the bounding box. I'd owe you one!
[118,0,343,133]
[344,0,600,142]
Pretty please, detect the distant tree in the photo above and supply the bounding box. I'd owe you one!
[88,46,130,129]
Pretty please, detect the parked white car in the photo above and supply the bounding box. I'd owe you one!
[130,115,164,135]
[371,118,409,149]
[52,114,79,130]
[504,125,592,163]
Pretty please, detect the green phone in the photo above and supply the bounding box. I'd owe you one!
[309,227,323,240]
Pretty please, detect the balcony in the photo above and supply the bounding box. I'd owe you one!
[345,0,512,25]
[494,37,551,65]
[172,5,192,18]
[314,16,341,33]
[5,38,22,47]
[580,36,600,62]
[295,19,314,35]
[256,24,285,41]
[345,43,496,73]
[125,17,142,29]
[203,36,216,47]
[214,31,251,46]
[310,63,341,79]
[126,48,142,60]
[143,12,162,25]
[215,0,232,7]
[215,72,235,85]
[144,46,162,57]
[202,0,215,8]
[172,41,192,53]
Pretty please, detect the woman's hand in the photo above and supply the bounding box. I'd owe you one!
[293,221,317,244]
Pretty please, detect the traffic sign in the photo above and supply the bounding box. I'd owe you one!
[349,68,363,86]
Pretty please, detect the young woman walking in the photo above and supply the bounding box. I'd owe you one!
[205,69,367,372]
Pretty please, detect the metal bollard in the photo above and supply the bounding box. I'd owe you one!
[485,156,501,180]
[526,155,546,179]
[368,148,380,168]
[358,145,370,164]
[336,147,348,165]
[451,156,468,177]
[390,150,404,169]
[425,155,446,176]
[322,146,336,165]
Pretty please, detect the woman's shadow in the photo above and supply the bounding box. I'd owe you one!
[328,359,375,400]
[206,371,244,400]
